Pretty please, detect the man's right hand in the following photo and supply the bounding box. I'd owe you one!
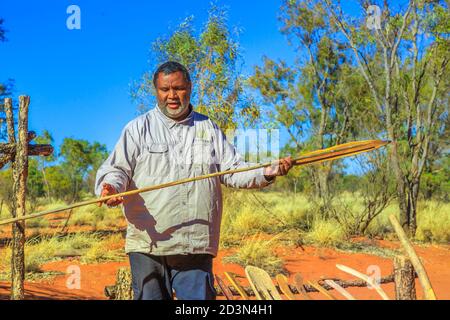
[98,183,124,207]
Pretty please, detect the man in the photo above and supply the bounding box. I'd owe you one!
[95,61,293,300]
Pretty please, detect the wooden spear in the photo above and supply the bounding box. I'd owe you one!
[389,215,437,300]
[0,139,390,226]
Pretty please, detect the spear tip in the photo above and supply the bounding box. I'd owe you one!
[373,140,391,148]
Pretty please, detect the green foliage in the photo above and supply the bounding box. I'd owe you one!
[0,169,13,212]
[27,159,45,207]
[44,165,73,201]
[59,137,107,201]
[248,0,449,235]
[421,154,449,201]
[7,131,109,204]
[132,3,255,131]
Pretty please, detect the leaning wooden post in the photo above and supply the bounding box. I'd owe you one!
[389,215,437,300]
[394,255,416,300]
[10,96,30,300]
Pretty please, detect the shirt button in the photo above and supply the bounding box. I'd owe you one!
[180,165,184,170]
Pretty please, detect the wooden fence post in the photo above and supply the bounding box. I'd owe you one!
[394,255,416,300]
[2,96,53,300]
[10,96,29,300]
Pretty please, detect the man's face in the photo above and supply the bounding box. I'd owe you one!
[155,71,192,121]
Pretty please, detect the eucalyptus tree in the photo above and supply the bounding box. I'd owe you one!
[248,0,367,202]
[323,0,449,235]
[132,4,257,131]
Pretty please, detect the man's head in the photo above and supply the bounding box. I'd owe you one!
[153,61,192,121]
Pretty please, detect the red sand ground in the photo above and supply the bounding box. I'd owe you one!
[0,239,448,300]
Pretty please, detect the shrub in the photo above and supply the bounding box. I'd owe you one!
[223,234,284,276]
[81,233,125,263]
[415,201,450,243]
[305,218,346,247]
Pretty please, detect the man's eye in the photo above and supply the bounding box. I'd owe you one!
[160,88,169,92]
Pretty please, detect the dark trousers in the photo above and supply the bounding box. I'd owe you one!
[128,252,217,300]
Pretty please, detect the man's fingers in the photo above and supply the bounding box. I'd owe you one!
[105,196,124,207]
[99,184,122,207]
[276,157,292,176]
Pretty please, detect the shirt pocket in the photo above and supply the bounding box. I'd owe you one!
[192,140,217,176]
[137,142,171,178]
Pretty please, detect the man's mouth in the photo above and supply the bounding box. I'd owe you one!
[167,102,180,109]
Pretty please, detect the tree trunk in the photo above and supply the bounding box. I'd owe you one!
[388,139,411,234]
[41,165,52,201]
[409,179,421,236]
[394,255,416,300]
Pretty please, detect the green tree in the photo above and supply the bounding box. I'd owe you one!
[324,0,449,235]
[44,165,72,201]
[59,138,107,202]
[248,0,368,205]
[34,130,55,200]
[0,168,13,215]
[132,3,258,131]
[27,159,45,210]
[86,141,109,195]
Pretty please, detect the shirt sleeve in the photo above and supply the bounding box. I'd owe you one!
[213,123,275,189]
[94,122,141,196]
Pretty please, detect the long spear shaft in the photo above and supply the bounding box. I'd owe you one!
[0,140,389,226]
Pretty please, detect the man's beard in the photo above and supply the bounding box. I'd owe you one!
[158,101,190,120]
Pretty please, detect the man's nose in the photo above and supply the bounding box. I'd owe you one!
[168,89,178,99]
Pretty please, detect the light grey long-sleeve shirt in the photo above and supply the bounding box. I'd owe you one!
[95,105,274,256]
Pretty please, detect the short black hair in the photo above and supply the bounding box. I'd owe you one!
[153,61,191,88]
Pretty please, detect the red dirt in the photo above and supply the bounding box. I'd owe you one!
[214,240,450,300]
[0,238,448,300]
[0,241,450,300]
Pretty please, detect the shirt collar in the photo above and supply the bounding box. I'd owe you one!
[154,104,194,129]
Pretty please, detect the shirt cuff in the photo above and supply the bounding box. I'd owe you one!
[260,168,276,186]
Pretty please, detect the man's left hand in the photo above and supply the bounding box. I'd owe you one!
[263,156,294,180]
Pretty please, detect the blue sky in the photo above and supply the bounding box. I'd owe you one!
[1,0,395,167]
[0,0,303,151]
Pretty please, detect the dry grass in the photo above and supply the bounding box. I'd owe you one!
[0,232,125,280]
[305,219,346,247]
[415,201,450,243]
[223,234,285,276]
[222,189,449,248]
[1,190,446,281]
[68,205,123,229]
[26,216,50,229]
[80,233,125,263]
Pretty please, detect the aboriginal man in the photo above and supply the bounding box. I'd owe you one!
[95,61,293,300]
